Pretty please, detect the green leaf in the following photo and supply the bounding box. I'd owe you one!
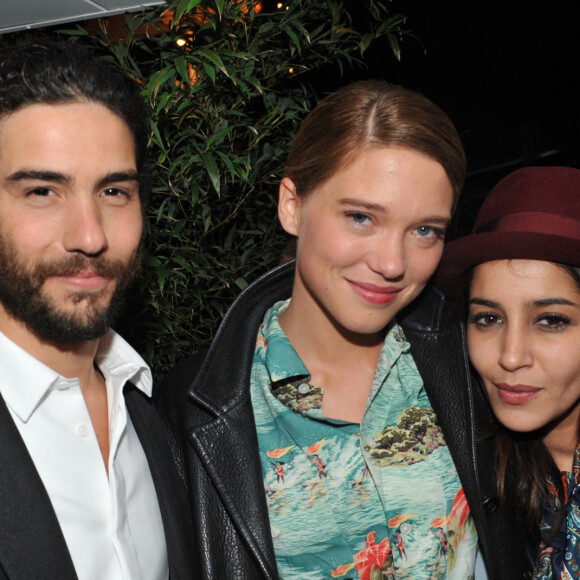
[198,49,229,78]
[284,27,302,54]
[58,25,90,36]
[202,61,216,84]
[293,20,311,44]
[215,151,239,181]
[200,151,221,195]
[172,254,194,271]
[174,0,203,24]
[174,55,190,84]
[234,277,248,290]
[360,33,374,53]
[206,126,233,148]
[387,33,402,61]
[157,265,167,291]
[149,119,166,152]
[148,67,175,99]
[215,0,226,19]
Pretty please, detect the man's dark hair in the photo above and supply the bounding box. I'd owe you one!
[0,39,149,199]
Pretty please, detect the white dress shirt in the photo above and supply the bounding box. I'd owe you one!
[0,329,169,580]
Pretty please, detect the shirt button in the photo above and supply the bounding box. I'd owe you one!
[482,496,499,514]
[298,383,310,394]
[55,380,72,391]
[76,424,90,437]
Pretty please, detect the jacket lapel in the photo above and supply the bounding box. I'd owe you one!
[0,394,77,579]
[185,261,295,579]
[406,317,480,494]
[188,396,278,579]
[400,288,481,498]
[400,288,498,536]
[125,384,195,579]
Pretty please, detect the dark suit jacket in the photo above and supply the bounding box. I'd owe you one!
[0,383,194,580]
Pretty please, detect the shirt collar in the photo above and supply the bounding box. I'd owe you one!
[0,328,152,423]
[259,299,310,383]
[259,299,411,385]
[94,329,153,396]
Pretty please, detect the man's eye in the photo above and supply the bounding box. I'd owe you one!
[103,187,124,196]
[28,187,52,196]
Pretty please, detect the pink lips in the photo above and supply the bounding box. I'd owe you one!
[348,280,401,305]
[55,271,109,290]
[494,383,542,405]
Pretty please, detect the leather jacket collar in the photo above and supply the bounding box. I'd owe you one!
[187,260,449,413]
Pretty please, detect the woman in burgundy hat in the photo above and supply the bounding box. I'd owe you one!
[438,165,580,579]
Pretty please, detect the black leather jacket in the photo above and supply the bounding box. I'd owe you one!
[157,260,533,580]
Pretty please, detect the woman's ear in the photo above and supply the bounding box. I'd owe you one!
[278,177,302,236]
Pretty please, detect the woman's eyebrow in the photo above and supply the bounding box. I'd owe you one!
[469,297,499,307]
[338,197,450,225]
[533,297,577,307]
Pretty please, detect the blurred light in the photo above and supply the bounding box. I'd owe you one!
[188,64,198,86]
[276,2,283,8]
[289,67,295,74]
[176,38,187,47]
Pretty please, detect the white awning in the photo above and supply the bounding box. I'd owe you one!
[0,0,166,35]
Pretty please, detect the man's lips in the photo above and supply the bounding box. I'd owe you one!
[53,271,110,290]
[348,280,402,305]
[493,383,542,405]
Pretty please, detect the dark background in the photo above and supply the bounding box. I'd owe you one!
[349,0,580,237]
[6,0,578,237]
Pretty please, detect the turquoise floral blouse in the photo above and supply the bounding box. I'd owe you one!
[250,300,478,579]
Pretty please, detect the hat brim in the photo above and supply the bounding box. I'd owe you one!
[436,231,580,298]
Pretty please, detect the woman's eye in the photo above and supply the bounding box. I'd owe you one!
[468,312,502,328]
[537,314,571,330]
[414,225,444,239]
[346,212,371,225]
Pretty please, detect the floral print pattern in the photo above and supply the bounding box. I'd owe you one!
[535,441,580,579]
[250,300,478,579]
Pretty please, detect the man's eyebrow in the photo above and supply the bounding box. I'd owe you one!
[7,170,69,183]
[96,171,139,189]
[5,170,139,189]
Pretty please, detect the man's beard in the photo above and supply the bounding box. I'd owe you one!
[0,236,142,346]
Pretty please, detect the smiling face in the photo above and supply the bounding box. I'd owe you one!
[278,146,453,343]
[0,102,143,347]
[467,259,580,439]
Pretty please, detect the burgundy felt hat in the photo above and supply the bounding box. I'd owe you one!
[437,166,580,297]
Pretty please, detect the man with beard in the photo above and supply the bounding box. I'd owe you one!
[0,41,193,579]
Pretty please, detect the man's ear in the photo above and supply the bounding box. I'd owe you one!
[278,177,301,236]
